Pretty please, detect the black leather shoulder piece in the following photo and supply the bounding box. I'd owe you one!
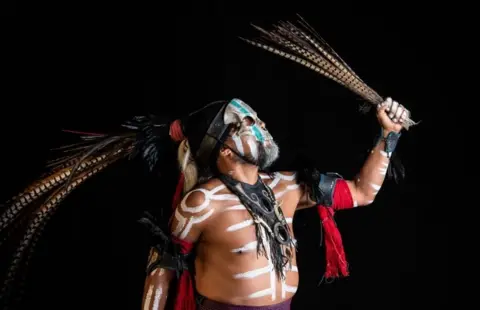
[297,168,343,207]
[138,212,192,278]
[146,242,190,277]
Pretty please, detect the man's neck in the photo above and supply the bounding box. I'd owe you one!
[226,163,259,185]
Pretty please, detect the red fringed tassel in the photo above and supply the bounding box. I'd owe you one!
[317,206,349,278]
[317,180,353,279]
[171,236,196,310]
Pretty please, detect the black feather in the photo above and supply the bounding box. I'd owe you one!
[123,115,170,171]
[387,152,406,183]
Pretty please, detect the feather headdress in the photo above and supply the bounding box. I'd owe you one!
[240,15,417,130]
[0,115,177,308]
[0,100,233,309]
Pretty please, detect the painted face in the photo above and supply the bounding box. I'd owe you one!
[224,98,279,168]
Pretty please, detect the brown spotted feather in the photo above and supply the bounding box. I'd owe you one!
[241,15,417,129]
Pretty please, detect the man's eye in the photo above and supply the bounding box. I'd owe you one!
[243,116,255,126]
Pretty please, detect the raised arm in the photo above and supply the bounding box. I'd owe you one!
[141,186,217,310]
[297,98,408,210]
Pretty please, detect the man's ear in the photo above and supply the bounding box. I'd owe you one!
[219,146,232,157]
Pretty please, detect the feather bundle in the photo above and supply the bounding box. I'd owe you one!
[240,14,417,130]
[0,115,172,308]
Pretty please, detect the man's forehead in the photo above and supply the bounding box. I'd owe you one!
[226,98,257,116]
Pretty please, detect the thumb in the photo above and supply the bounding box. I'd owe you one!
[377,103,388,116]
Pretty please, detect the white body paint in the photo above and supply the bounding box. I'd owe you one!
[152,288,162,310]
[247,139,258,160]
[232,134,245,155]
[380,150,392,158]
[143,285,154,310]
[231,227,298,301]
[221,172,300,301]
[173,185,239,238]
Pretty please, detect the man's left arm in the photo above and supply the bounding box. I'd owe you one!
[297,97,409,210]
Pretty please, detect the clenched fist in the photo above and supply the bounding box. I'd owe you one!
[376,97,410,133]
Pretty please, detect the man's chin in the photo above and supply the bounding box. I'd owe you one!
[258,143,279,169]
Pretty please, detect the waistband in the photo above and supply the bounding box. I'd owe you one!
[197,296,292,310]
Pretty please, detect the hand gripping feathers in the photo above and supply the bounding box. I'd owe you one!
[240,15,418,130]
[240,15,418,182]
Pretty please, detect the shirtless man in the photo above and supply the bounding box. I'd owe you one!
[141,97,408,310]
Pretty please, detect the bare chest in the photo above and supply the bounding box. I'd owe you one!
[196,174,301,304]
[204,174,300,249]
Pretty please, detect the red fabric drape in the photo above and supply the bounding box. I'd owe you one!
[316,179,354,278]
[168,173,196,310]
[171,235,196,310]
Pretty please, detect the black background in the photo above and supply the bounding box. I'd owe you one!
[1,1,456,309]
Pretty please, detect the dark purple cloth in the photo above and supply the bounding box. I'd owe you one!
[198,298,292,310]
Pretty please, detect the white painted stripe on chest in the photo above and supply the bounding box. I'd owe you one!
[233,227,299,301]
[275,184,300,199]
[231,241,258,253]
[223,204,246,211]
[268,172,297,190]
[226,219,253,232]
[181,185,239,213]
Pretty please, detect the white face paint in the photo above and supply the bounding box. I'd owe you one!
[232,134,245,156]
[246,139,258,160]
[223,98,279,168]
[224,98,272,143]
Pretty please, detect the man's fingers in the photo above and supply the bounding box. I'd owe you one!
[388,100,399,118]
[393,105,404,122]
[384,97,393,112]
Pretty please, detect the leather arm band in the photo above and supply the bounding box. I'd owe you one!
[298,168,343,207]
[376,128,401,158]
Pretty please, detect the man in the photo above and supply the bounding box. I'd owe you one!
[141,97,407,310]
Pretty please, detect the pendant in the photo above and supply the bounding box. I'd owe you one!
[272,200,292,245]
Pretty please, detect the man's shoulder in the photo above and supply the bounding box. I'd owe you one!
[194,177,225,191]
[181,178,227,210]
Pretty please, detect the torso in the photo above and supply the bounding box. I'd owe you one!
[178,172,303,306]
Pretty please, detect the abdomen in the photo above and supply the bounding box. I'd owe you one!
[194,213,298,306]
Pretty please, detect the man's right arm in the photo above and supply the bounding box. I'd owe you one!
[141,187,216,310]
[141,248,175,310]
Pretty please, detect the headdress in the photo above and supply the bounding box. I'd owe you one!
[0,100,232,308]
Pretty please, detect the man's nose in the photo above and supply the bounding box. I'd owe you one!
[258,120,266,130]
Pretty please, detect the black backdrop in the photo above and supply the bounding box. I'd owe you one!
[1,1,454,309]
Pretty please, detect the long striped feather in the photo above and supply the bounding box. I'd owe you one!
[241,16,417,130]
[0,157,117,307]
[0,114,172,309]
